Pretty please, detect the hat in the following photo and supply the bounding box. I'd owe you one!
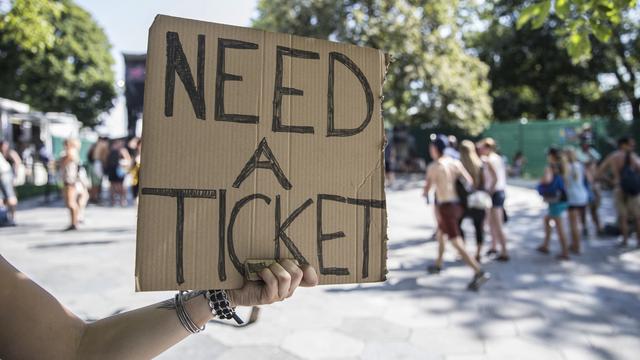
[432,134,449,154]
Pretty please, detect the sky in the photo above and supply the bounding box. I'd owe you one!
[75,0,258,83]
[73,0,258,135]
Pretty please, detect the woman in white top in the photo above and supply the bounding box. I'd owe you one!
[564,147,590,253]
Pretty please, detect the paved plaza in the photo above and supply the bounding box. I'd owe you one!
[1,176,639,359]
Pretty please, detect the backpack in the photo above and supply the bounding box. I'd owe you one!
[537,171,567,203]
[620,151,640,196]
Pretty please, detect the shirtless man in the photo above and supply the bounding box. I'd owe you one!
[596,136,640,247]
[423,135,490,291]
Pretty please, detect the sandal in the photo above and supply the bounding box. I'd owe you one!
[496,254,510,262]
[427,264,442,274]
[536,246,550,254]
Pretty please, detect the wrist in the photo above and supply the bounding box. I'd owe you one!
[184,293,214,326]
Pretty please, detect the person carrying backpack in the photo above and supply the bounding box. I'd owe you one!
[536,147,570,260]
[596,136,640,247]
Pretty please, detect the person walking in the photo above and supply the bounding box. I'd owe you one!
[105,139,131,207]
[458,140,493,262]
[423,135,490,291]
[130,138,142,204]
[564,147,590,254]
[0,141,20,226]
[537,147,570,260]
[596,136,640,247]
[577,138,603,236]
[59,139,87,231]
[478,138,509,261]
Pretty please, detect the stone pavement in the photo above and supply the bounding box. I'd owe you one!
[1,175,639,359]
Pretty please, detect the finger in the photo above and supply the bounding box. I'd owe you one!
[257,267,278,304]
[299,264,319,287]
[268,262,291,300]
[279,259,303,297]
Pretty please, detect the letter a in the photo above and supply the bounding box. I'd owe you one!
[232,138,292,190]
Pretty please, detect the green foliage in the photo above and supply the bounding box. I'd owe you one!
[0,0,62,53]
[517,0,637,62]
[253,0,493,135]
[0,0,115,126]
[473,0,639,146]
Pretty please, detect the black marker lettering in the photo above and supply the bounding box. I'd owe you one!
[140,188,217,285]
[327,52,374,137]
[215,38,259,123]
[316,194,385,277]
[218,189,227,281]
[227,193,272,275]
[165,32,206,120]
[232,137,292,190]
[316,194,349,276]
[274,195,313,264]
[272,46,319,134]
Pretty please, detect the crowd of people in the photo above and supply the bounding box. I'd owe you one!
[419,131,640,291]
[422,135,508,291]
[0,136,143,230]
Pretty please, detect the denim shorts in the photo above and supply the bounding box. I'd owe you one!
[548,202,568,217]
[491,190,506,208]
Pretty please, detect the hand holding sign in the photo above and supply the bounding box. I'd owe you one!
[227,260,318,306]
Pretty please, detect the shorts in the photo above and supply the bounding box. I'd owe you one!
[548,202,568,217]
[491,190,506,208]
[437,202,463,238]
[614,189,640,219]
[0,172,16,201]
[568,204,586,211]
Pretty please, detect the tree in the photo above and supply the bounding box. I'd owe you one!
[517,0,637,62]
[0,0,116,126]
[470,0,625,121]
[253,0,493,135]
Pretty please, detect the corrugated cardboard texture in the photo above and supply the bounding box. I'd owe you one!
[135,15,388,291]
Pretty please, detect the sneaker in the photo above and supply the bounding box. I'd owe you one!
[467,271,490,291]
[427,264,442,274]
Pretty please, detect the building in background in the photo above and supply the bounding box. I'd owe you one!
[123,53,146,137]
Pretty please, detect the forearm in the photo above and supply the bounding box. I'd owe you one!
[76,294,213,359]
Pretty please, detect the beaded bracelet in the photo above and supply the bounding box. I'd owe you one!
[205,289,244,325]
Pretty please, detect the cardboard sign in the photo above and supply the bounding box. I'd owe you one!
[135,15,388,291]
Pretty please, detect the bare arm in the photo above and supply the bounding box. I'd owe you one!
[595,155,613,180]
[485,161,497,192]
[542,166,553,184]
[456,161,474,188]
[423,165,433,197]
[8,150,21,172]
[0,255,317,359]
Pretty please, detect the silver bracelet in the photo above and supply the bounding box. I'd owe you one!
[175,291,206,334]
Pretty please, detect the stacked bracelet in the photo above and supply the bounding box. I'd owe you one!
[175,291,206,334]
[205,289,244,325]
